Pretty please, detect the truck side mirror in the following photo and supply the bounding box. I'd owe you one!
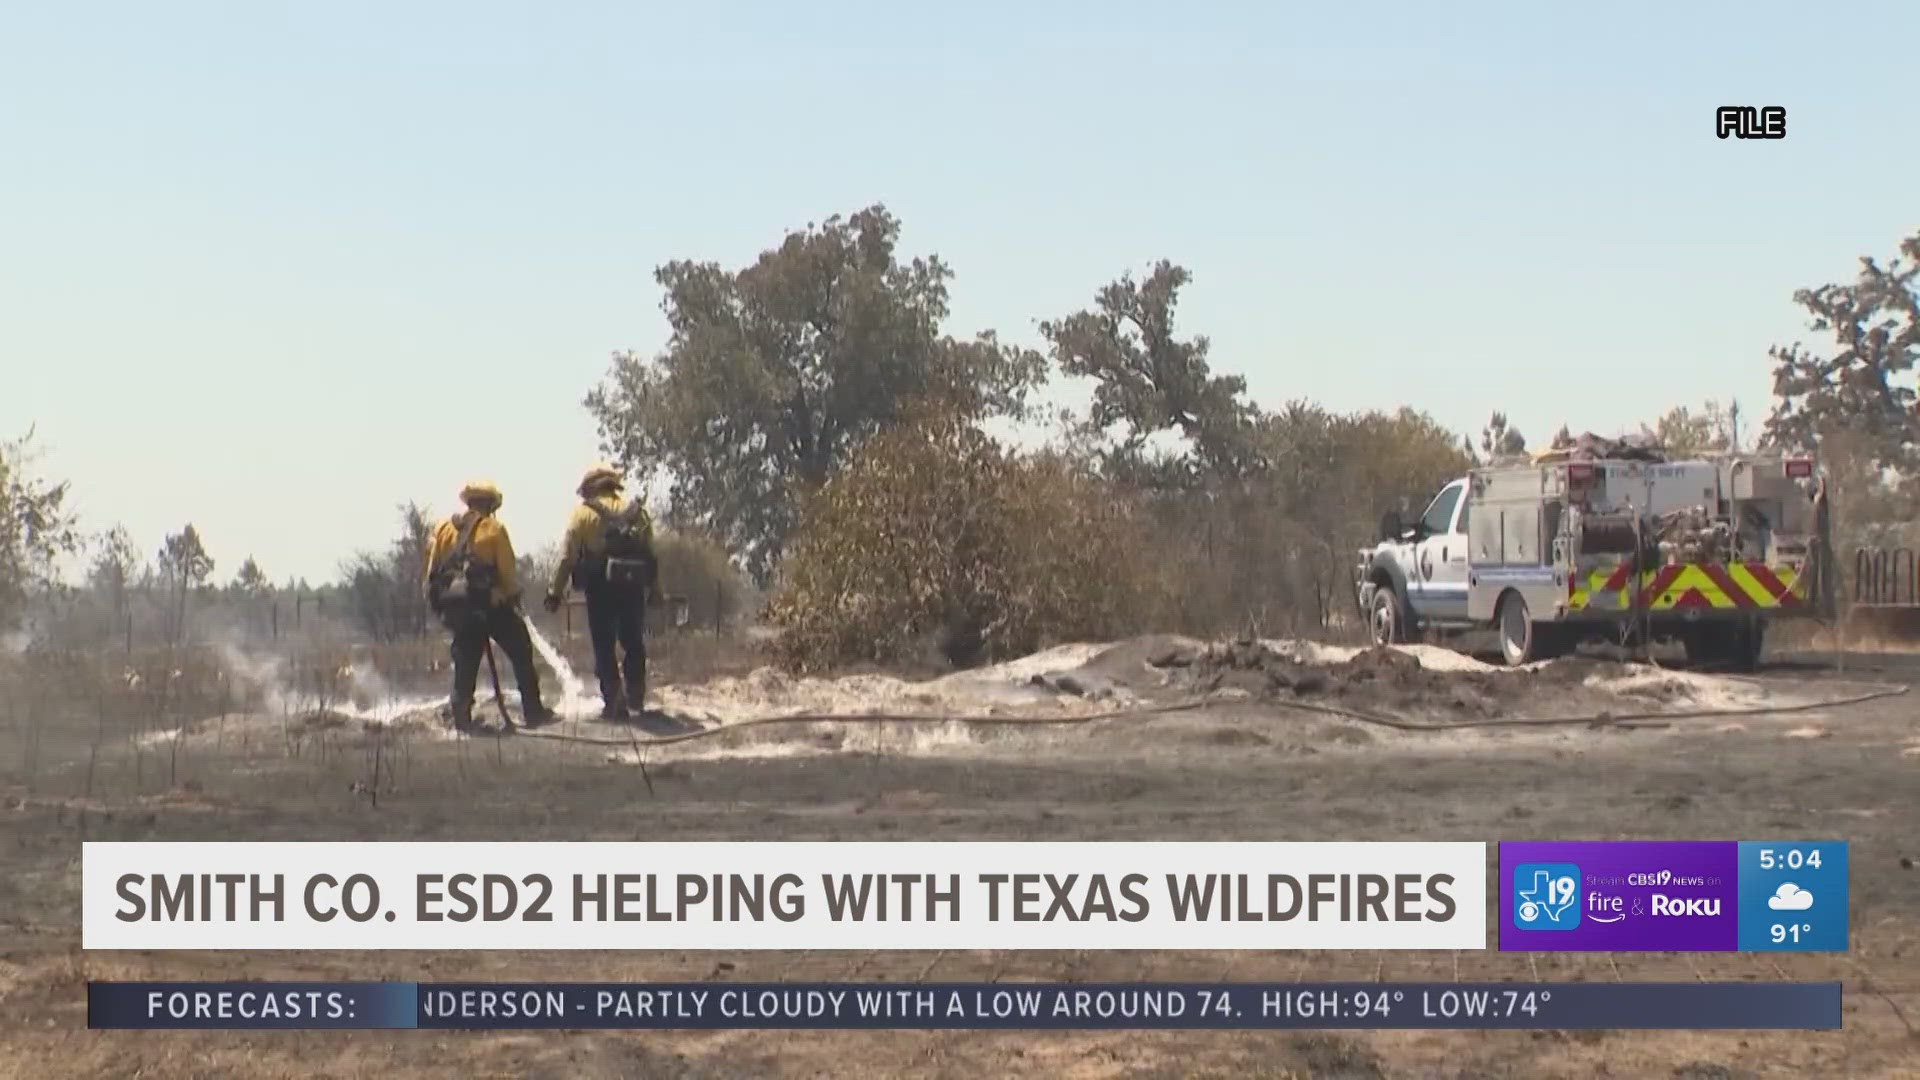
[1379,510,1405,542]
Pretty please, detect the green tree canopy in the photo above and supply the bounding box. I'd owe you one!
[1477,411,1527,463]
[158,525,213,591]
[587,205,1046,583]
[1765,231,1920,476]
[1040,261,1263,485]
[0,429,79,629]
[156,523,213,644]
[1645,401,1736,458]
[232,555,268,596]
[89,525,141,612]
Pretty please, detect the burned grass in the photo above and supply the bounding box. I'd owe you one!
[0,638,1913,1077]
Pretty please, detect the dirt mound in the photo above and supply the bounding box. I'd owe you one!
[1143,639,1747,722]
[1205,643,1519,718]
[1019,635,1205,701]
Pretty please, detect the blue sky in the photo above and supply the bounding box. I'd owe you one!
[3,2,1914,583]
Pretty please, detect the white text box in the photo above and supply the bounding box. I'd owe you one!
[83,842,1486,950]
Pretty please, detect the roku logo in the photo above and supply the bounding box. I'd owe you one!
[1650,895,1720,917]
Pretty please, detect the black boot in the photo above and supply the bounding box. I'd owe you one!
[600,693,629,721]
[522,700,557,727]
[625,678,647,716]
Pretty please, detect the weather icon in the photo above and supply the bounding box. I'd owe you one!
[1767,883,1814,911]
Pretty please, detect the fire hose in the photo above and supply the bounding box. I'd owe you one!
[502,677,1910,749]
[483,641,516,731]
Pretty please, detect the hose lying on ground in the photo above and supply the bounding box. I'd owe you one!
[511,698,1212,747]
[505,678,1911,749]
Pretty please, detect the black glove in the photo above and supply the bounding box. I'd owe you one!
[543,591,563,613]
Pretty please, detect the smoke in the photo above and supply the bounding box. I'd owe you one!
[342,661,394,710]
[211,639,439,724]
[201,625,594,727]
[1,629,30,656]
[214,639,296,715]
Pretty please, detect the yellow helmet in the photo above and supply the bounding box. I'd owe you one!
[459,480,502,508]
[577,462,623,497]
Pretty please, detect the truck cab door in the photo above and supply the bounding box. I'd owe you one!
[1428,484,1472,623]
[1409,481,1466,621]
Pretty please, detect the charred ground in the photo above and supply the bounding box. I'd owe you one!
[0,641,1916,1078]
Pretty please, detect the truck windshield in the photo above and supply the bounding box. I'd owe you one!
[1421,483,1462,535]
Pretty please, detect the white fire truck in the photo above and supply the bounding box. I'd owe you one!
[1354,449,1829,669]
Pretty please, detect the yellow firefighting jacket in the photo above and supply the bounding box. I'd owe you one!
[549,492,654,598]
[423,510,521,608]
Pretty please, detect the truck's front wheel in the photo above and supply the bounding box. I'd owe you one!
[1369,585,1407,646]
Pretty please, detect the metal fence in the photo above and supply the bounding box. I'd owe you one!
[1853,547,1918,607]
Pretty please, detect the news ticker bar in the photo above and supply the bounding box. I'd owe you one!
[87,981,1841,1031]
[82,841,1848,953]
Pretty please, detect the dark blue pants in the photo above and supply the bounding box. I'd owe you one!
[585,583,646,710]
[450,604,544,723]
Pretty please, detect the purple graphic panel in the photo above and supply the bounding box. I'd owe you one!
[1500,842,1739,952]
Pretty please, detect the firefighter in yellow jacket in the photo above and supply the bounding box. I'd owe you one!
[423,481,555,732]
[544,463,660,720]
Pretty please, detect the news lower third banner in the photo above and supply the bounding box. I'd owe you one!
[1499,841,1848,952]
[82,842,1486,950]
[88,982,1841,1031]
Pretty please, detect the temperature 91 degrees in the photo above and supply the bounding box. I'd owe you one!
[1771,922,1815,945]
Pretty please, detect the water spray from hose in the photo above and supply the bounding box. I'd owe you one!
[525,619,594,717]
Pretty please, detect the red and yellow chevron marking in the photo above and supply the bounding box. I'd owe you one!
[1567,562,1804,612]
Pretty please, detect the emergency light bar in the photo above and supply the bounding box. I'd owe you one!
[1784,459,1813,478]
[1566,463,1595,482]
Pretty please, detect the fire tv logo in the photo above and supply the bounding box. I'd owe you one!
[1717,106,1786,140]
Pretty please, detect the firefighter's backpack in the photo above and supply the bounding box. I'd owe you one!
[427,513,495,631]
[581,500,656,591]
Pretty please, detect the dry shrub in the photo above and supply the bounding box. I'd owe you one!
[1118,406,1474,640]
[653,528,753,630]
[767,414,1156,671]
[1819,427,1919,556]
[646,632,767,685]
[1127,486,1337,638]
[999,449,1161,649]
